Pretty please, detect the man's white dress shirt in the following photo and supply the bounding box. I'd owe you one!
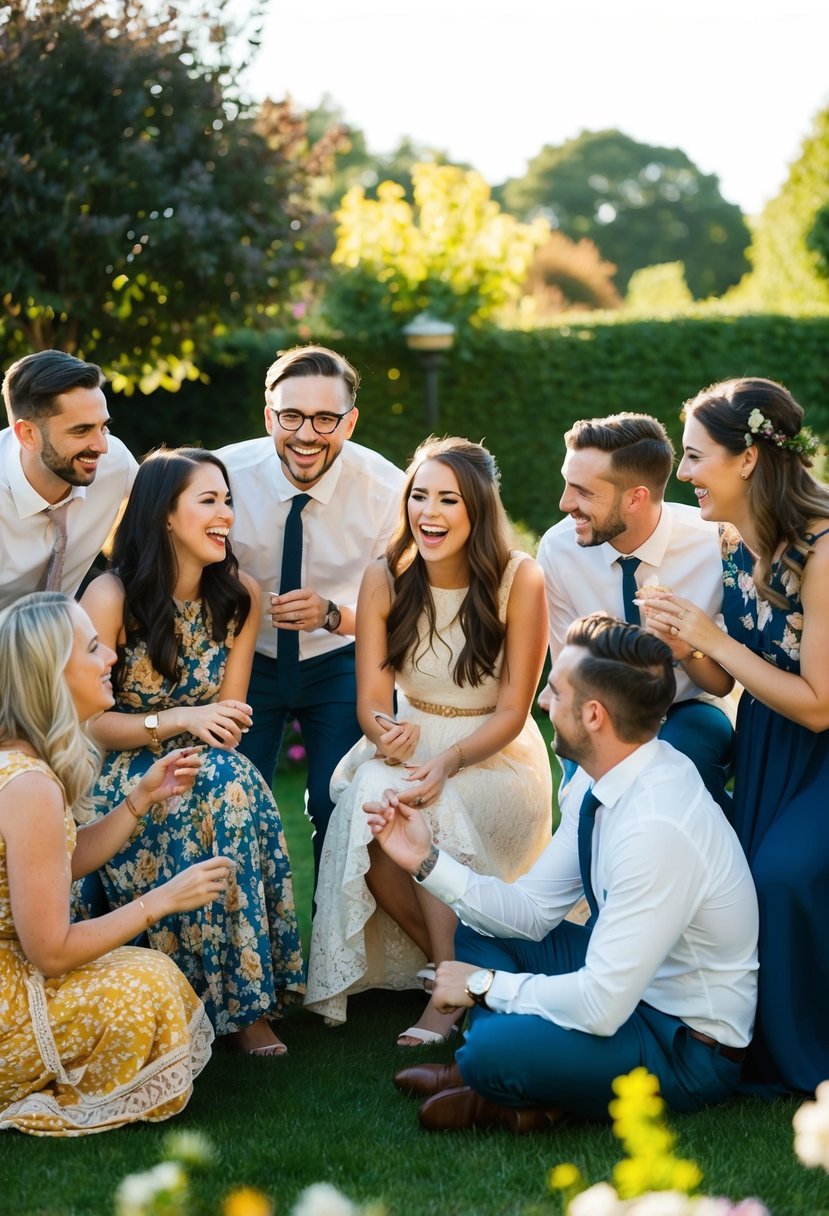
[0,428,137,610]
[537,503,725,704]
[217,436,405,660]
[423,738,758,1047]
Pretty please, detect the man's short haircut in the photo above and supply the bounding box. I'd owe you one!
[565,612,675,741]
[564,413,674,499]
[2,350,106,426]
[264,344,360,406]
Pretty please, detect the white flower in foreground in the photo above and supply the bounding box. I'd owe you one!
[627,1192,691,1216]
[163,1128,215,1167]
[115,1161,186,1216]
[569,1182,626,1216]
[291,1182,358,1216]
[690,1199,732,1216]
[793,1080,829,1170]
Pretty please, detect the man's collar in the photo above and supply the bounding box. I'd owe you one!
[271,448,345,505]
[592,737,661,808]
[599,506,672,569]
[5,443,86,519]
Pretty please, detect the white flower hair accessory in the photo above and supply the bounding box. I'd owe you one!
[744,407,821,457]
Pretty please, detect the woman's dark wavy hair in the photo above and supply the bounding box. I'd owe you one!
[682,377,829,608]
[110,447,250,685]
[384,436,513,687]
[566,613,675,741]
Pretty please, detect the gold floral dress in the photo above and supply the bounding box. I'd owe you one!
[0,750,213,1136]
[74,599,304,1036]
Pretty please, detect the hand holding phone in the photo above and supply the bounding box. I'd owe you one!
[373,711,401,766]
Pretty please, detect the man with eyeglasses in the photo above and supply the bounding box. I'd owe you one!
[216,345,404,881]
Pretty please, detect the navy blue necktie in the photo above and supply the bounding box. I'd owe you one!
[617,556,642,625]
[276,493,311,700]
[577,788,602,925]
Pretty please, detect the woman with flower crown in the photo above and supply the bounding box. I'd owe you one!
[637,377,829,1097]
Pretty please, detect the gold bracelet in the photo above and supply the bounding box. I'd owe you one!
[452,742,465,774]
[686,649,706,660]
[136,897,154,930]
[124,792,143,820]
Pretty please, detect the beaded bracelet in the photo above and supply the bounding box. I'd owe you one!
[124,792,143,820]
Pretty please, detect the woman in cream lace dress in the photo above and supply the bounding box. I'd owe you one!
[0,592,231,1135]
[306,438,553,1044]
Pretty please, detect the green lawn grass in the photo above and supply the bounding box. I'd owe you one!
[1,731,827,1215]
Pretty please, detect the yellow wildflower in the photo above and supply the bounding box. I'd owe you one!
[223,1187,273,1216]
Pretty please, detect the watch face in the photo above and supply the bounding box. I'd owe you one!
[468,969,492,996]
[145,714,159,729]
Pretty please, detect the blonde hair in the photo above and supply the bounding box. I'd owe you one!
[0,592,99,822]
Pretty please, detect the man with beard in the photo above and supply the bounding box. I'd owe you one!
[368,614,758,1131]
[1,351,137,610]
[537,412,733,810]
[216,344,404,880]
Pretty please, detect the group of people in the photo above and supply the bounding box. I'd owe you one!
[0,343,826,1137]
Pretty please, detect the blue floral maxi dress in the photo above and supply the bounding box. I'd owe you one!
[722,528,829,1095]
[75,600,305,1036]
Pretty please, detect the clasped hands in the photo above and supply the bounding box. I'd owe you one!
[635,591,722,661]
[374,720,457,808]
[268,587,328,633]
[172,701,253,749]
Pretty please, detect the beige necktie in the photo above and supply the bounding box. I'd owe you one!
[43,500,72,592]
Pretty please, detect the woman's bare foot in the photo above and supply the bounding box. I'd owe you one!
[230,1017,288,1056]
[397,996,463,1047]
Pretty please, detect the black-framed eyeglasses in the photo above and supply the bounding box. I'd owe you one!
[269,406,354,436]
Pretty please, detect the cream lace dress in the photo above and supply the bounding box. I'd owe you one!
[0,751,213,1136]
[305,553,553,1024]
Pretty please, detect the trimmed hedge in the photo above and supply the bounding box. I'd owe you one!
[111,315,829,535]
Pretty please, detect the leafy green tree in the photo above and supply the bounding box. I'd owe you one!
[322,163,546,340]
[731,105,829,310]
[0,1,338,391]
[501,129,750,299]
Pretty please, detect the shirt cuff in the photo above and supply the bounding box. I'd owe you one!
[419,850,470,902]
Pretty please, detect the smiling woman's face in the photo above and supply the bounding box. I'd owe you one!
[63,604,116,723]
[677,414,750,524]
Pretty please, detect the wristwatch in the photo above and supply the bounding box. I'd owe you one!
[144,712,163,755]
[465,967,495,1008]
[322,600,341,633]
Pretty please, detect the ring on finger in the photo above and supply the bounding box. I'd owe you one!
[671,625,679,636]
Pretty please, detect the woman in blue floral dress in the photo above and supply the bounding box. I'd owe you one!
[76,448,304,1055]
[640,378,829,1096]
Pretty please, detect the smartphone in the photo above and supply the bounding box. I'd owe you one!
[374,711,397,729]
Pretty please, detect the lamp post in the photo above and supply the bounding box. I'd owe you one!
[402,312,455,430]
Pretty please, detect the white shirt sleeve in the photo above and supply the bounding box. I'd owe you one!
[485,817,710,1035]
[537,528,577,661]
[422,802,583,941]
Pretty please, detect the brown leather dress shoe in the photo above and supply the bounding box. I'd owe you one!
[394,1061,464,1098]
[418,1085,561,1134]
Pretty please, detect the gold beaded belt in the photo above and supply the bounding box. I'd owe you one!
[406,696,496,718]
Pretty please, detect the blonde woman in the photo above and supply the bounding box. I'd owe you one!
[0,592,232,1135]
